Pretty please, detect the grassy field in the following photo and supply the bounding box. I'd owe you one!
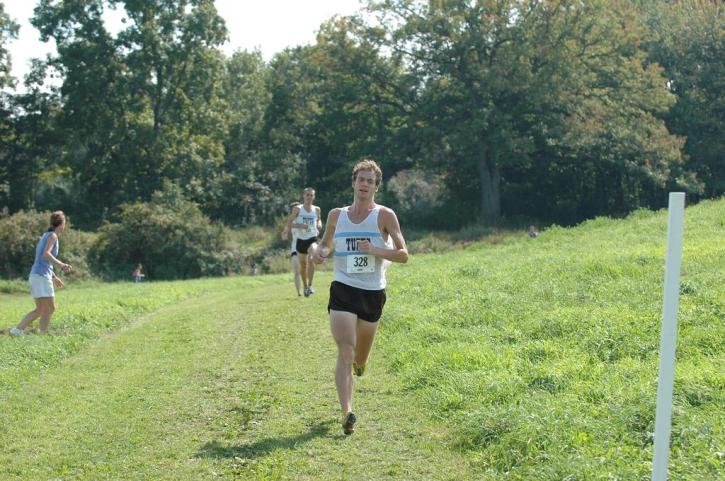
[0,198,722,480]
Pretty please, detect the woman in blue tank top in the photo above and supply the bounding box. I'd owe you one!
[313,160,409,435]
[9,211,73,336]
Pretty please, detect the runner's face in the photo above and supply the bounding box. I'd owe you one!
[353,170,378,197]
[304,191,315,203]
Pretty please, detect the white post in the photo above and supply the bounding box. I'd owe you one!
[652,192,686,481]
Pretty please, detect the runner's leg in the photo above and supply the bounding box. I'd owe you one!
[306,242,318,289]
[354,319,379,368]
[330,309,357,414]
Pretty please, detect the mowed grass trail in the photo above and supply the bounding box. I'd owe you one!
[0,197,722,480]
[0,274,472,481]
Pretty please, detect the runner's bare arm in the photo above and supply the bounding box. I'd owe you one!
[358,207,408,263]
[43,233,72,272]
[286,206,306,230]
[313,208,341,264]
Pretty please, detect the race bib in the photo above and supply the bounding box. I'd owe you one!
[302,217,315,233]
[346,254,375,273]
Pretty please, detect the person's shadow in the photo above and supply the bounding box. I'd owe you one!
[195,422,333,460]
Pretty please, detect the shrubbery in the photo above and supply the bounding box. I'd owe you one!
[387,169,449,229]
[89,184,247,280]
[0,189,286,282]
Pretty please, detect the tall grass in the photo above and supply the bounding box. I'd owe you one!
[380,198,724,480]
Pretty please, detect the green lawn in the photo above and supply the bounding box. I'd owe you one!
[1,198,723,480]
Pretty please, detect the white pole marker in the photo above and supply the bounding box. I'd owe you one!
[652,192,686,481]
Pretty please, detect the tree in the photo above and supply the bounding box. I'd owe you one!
[0,1,19,209]
[638,0,724,198]
[303,16,415,209]
[30,0,228,226]
[205,49,284,225]
[0,1,17,91]
[368,0,685,225]
[261,17,414,215]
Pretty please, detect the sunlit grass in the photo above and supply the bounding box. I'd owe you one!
[0,198,722,480]
[380,198,724,480]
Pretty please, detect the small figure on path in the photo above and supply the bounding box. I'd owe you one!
[132,263,145,283]
[286,188,322,297]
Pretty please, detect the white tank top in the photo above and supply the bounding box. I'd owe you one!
[295,205,319,240]
[333,206,393,290]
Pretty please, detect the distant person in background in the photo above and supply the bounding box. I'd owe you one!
[10,211,73,336]
[313,159,409,435]
[281,201,303,296]
[132,263,145,283]
[528,225,538,238]
[286,188,322,297]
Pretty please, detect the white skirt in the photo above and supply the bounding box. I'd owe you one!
[29,274,54,298]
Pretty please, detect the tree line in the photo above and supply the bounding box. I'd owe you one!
[0,0,722,231]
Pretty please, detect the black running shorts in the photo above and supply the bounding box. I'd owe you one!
[328,281,386,323]
[295,237,317,254]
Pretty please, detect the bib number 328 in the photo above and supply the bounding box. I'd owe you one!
[347,254,375,273]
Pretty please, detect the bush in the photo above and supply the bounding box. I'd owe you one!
[388,169,446,228]
[89,184,246,280]
[0,210,93,281]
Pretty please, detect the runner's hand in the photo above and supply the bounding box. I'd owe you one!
[313,247,329,264]
[356,240,372,254]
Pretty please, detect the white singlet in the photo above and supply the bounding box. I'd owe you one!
[295,205,319,240]
[333,206,393,290]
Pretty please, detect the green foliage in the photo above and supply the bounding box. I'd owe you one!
[28,0,229,226]
[0,209,93,280]
[387,168,446,228]
[0,279,25,294]
[637,0,725,198]
[89,183,244,280]
[0,3,19,212]
[0,2,18,91]
[0,0,722,233]
[369,0,688,225]
[295,17,414,212]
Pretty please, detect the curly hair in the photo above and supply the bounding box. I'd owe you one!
[352,159,383,186]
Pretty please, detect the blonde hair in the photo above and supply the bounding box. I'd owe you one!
[49,211,66,229]
[303,187,315,195]
[352,159,383,186]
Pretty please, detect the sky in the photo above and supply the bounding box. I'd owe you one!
[3,0,364,86]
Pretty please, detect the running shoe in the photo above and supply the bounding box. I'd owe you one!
[9,327,25,336]
[342,411,357,435]
[352,362,366,377]
[304,287,311,297]
[308,286,315,295]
